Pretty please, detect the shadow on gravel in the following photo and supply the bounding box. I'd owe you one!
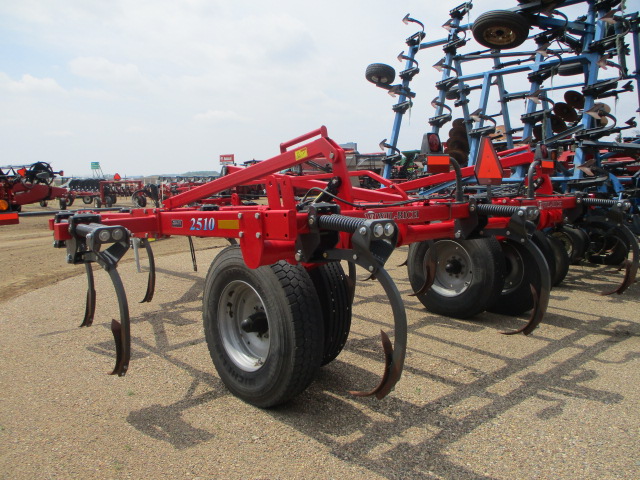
[266,266,639,480]
[77,267,229,449]
[88,259,638,475]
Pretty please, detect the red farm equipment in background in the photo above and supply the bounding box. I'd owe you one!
[0,162,70,224]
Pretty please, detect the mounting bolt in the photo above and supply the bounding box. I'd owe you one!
[322,252,328,258]
[239,231,244,238]
[517,210,524,217]
[506,230,511,236]
[294,251,302,261]
[521,238,526,243]
[255,213,260,219]
[359,226,367,235]
[368,265,374,272]
[454,231,461,238]
[469,205,475,212]
[256,232,261,239]
[308,217,315,225]
[564,217,569,223]
[238,213,243,219]
[352,254,358,260]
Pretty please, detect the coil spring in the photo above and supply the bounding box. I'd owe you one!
[580,197,626,208]
[475,204,521,216]
[316,214,365,233]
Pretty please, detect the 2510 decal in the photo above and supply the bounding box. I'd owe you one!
[190,217,216,231]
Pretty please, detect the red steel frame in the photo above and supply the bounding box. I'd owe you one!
[51,127,529,269]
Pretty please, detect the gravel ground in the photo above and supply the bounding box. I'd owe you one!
[1,211,639,479]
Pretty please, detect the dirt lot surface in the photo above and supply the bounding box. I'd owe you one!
[1,205,639,479]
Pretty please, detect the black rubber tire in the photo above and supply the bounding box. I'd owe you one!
[105,196,113,208]
[66,196,75,207]
[58,198,67,210]
[488,239,544,315]
[203,246,324,408]
[83,196,93,204]
[472,10,531,50]
[308,262,352,366]
[132,191,147,208]
[407,237,505,319]
[546,234,570,286]
[550,226,587,265]
[94,198,102,208]
[365,63,396,86]
[39,200,48,208]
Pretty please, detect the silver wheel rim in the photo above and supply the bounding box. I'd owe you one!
[501,243,525,294]
[431,240,474,297]
[218,280,270,372]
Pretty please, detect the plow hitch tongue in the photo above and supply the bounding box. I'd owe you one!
[302,208,407,399]
[64,214,133,376]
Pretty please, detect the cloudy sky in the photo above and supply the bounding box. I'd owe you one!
[1,1,637,177]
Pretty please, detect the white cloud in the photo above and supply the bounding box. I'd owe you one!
[194,110,246,122]
[45,130,74,137]
[0,73,64,94]
[69,56,151,90]
[125,126,150,134]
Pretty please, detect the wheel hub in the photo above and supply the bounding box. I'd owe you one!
[484,26,516,45]
[431,241,474,297]
[445,258,463,275]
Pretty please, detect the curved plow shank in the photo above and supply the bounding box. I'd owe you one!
[106,267,131,376]
[346,261,357,305]
[80,263,96,327]
[139,239,156,303]
[349,331,392,398]
[409,247,437,297]
[600,225,638,296]
[188,236,197,272]
[349,266,407,399]
[501,240,551,336]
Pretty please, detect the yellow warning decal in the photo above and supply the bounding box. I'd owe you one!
[295,147,308,161]
[218,219,240,229]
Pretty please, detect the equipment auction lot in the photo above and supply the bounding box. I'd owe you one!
[1,211,639,479]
